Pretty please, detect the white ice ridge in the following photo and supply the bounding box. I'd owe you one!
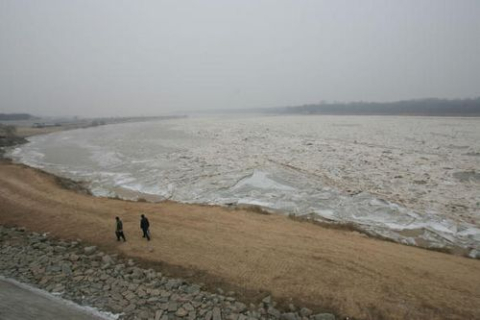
[232,170,296,191]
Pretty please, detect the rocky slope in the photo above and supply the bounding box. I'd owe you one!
[0,226,337,320]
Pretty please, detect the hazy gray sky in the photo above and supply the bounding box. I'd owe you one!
[1,0,479,117]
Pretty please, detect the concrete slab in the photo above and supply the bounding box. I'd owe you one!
[0,278,115,320]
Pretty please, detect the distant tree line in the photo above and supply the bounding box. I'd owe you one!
[0,113,35,121]
[270,98,480,116]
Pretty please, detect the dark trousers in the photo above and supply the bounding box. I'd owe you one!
[116,231,126,241]
[142,228,150,240]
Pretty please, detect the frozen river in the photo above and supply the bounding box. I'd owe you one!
[9,115,480,256]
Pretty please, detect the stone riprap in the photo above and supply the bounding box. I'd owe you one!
[0,226,337,320]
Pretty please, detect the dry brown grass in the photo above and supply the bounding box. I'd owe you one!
[0,162,480,320]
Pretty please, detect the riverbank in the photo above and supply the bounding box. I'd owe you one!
[9,115,480,255]
[3,226,328,320]
[1,160,480,319]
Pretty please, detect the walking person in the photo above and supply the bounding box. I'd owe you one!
[140,214,150,241]
[115,216,126,241]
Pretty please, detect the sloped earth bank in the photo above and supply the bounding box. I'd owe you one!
[0,162,479,319]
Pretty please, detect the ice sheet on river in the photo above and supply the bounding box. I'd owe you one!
[8,116,480,256]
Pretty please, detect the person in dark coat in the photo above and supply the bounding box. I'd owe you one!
[115,216,126,241]
[140,214,150,241]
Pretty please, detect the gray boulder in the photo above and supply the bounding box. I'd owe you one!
[300,307,312,317]
[313,314,335,320]
[280,313,297,320]
[83,246,97,255]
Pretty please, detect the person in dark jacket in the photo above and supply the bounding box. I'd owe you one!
[115,216,126,241]
[140,214,150,241]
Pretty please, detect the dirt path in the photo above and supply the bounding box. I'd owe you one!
[0,162,479,320]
